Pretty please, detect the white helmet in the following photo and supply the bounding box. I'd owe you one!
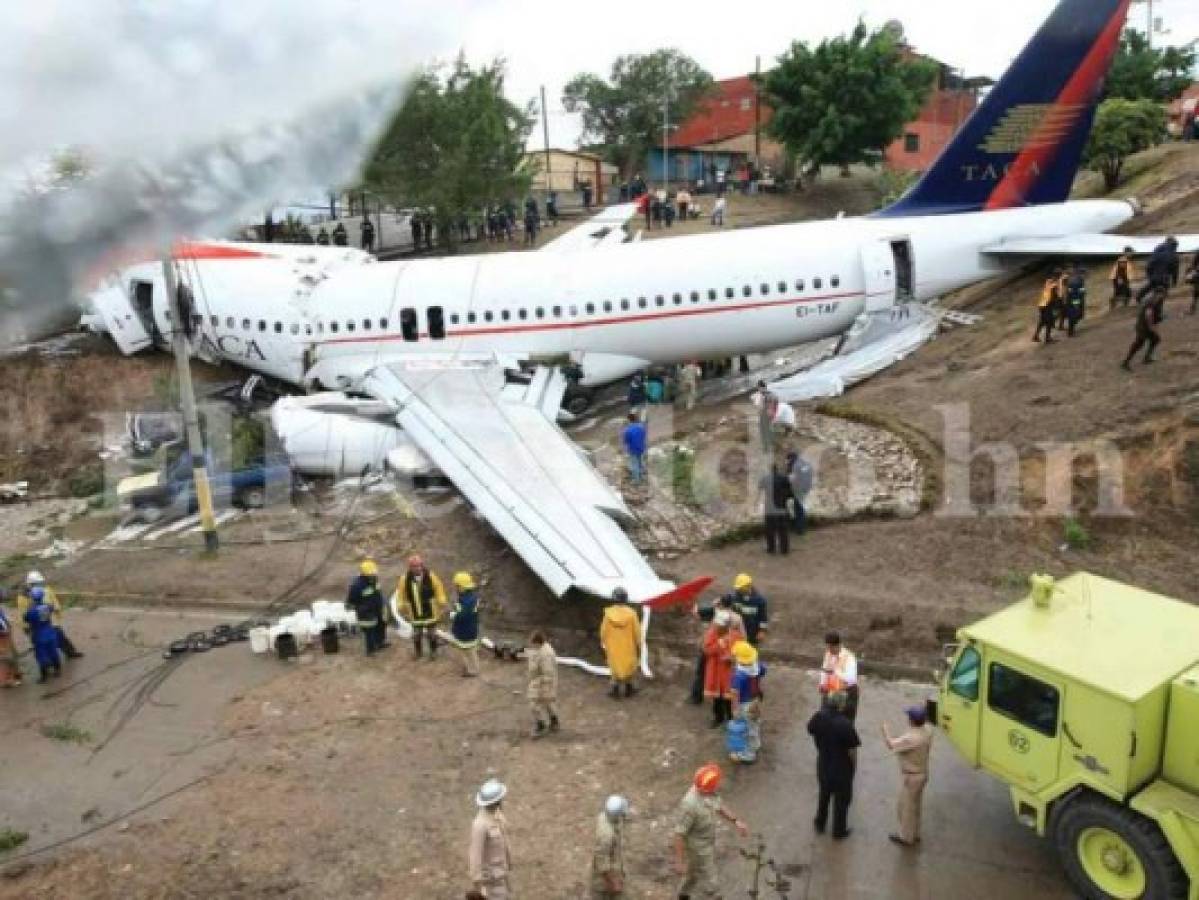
[476,779,507,808]
[604,795,630,820]
[25,571,45,586]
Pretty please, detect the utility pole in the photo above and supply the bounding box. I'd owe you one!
[161,252,220,553]
[754,56,762,164]
[540,85,553,196]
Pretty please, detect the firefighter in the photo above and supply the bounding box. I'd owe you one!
[346,559,385,655]
[448,572,482,677]
[1110,248,1134,308]
[729,641,765,764]
[703,611,743,728]
[23,587,61,683]
[724,574,768,646]
[1033,270,1061,343]
[672,764,749,899]
[18,571,82,659]
[397,554,447,660]
[600,588,642,698]
[469,779,513,899]
[1063,263,1087,337]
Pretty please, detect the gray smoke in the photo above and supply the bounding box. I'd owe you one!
[0,0,462,344]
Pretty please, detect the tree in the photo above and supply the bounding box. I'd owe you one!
[563,50,713,178]
[761,22,937,177]
[363,57,534,250]
[1104,31,1195,102]
[1083,98,1165,190]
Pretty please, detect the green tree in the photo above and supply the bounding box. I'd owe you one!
[1083,98,1165,190]
[563,50,713,178]
[1104,30,1195,102]
[761,23,937,177]
[363,57,534,250]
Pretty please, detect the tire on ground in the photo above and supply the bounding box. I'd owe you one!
[1053,792,1187,900]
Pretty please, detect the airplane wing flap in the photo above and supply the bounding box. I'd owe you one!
[360,361,670,601]
[981,234,1199,256]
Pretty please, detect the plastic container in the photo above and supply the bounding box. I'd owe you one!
[725,717,749,758]
[249,626,271,654]
[275,632,298,660]
[320,626,340,654]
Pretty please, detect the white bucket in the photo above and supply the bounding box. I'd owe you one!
[249,626,271,654]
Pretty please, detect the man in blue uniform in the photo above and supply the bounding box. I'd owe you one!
[346,559,386,655]
[24,587,61,683]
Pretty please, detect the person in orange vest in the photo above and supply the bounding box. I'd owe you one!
[1033,270,1062,343]
[1110,248,1135,308]
[819,632,860,721]
[702,610,744,728]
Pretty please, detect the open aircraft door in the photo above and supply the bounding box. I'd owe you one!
[91,282,154,355]
[860,238,914,313]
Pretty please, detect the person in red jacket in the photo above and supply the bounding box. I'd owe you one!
[702,610,744,728]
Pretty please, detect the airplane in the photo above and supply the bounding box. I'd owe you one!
[86,0,1197,609]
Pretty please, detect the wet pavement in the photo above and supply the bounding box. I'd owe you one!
[0,606,279,858]
[715,668,1073,899]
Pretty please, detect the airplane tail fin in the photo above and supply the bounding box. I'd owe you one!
[881,0,1131,217]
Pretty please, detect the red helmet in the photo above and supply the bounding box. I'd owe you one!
[694,763,722,795]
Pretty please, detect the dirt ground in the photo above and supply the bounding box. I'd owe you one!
[0,146,1197,895]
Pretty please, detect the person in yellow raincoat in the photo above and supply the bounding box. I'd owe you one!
[599,588,642,699]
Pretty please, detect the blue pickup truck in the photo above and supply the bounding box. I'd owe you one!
[117,450,292,524]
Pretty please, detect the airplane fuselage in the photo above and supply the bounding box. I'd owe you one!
[108,198,1134,388]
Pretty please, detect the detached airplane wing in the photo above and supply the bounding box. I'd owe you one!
[537,203,637,253]
[357,356,709,606]
[981,234,1199,257]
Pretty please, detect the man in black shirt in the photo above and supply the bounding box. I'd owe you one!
[1121,299,1161,371]
[759,464,794,555]
[807,690,861,839]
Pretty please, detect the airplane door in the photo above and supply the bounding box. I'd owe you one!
[91,283,153,354]
[860,240,898,313]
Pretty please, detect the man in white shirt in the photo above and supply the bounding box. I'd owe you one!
[819,631,860,721]
[772,400,796,434]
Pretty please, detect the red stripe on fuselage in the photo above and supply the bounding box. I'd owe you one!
[313,290,865,346]
[174,242,274,260]
[984,0,1132,210]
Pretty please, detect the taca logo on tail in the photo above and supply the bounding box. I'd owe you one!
[880,0,1132,217]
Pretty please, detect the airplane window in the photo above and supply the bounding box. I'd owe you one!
[585,303,595,315]
[304,325,312,336]
[778,281,787,293]
[428,306,445,339]
[363,319,372,330]
[317,322,324,333]
[226,316,234,328]
[518,309,528,320]
[484,311,493,322]
[289,323,299,335]
[742,286,752,297]
[346,321,355,332]
[535,307,545,319]
[400,307,418,341]
[274,322,283,333]
[258,320,267,332]
[708,289,717,301]
[690,291,700,303]
[655,295,665,307]
[379,318,388,329]
[329,322,339,333]
[831,275,840,287]
[796,279,805,292]
[569,305,579,317]
[725,287,734,299]
[450,314,460,325]
[672,293,682,305]
[620,299,630,311]
[209,315,218,327]
[552,305,562,317]
[242,318,251,330]
[501,310,511,321]
[760,283,769,295]
[467,312,476,324]
[814,277,823,289]
[637,297,647,309]
[603,301,612,312]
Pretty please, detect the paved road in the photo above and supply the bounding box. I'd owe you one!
[714,669,1074,899]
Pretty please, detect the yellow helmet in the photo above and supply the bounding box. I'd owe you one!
[453,572,476,591]
[359,559,379,577]
[732,641,758,666]
[733,573,753,591]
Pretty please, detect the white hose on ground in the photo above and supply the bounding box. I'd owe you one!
[387,593,654,679]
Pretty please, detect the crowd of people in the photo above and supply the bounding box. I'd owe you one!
[0,571,85,687]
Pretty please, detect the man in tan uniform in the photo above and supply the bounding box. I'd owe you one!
[882,705,934,847]
[673,764,749,899]
[526,630,560,738]
[469,779,513,898]
[591,794,630,898]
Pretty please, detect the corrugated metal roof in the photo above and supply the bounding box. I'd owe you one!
[672,76,773,148]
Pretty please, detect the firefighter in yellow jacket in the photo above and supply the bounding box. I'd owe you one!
[600,588,642,699]
[1110,249,1134,308]
[397,554,446,660]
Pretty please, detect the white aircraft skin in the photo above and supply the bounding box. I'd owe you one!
[105,198,1135,389]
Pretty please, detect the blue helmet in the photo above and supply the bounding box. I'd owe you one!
[29,586,45,602]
